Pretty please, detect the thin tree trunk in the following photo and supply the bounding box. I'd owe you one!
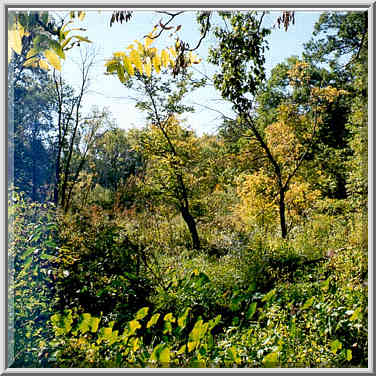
[279,188,287,239]
[181,206,200,249]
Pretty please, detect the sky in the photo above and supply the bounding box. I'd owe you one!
[59,11,321,135]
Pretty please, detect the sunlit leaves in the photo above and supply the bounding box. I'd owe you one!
[106,36,201,81]
[8,12,91,71]
[44,49,61,70]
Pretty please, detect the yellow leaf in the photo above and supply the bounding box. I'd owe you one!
[39,59,50,71]
[161,49,169,68]
[145,58,152,77]
[78,11,86,21]
[44,49,61,71]
[123,56,134,76]
[152,54,161,73]
[9,29,22,55]
[145,36,154,48]
[169,46,177,58]
[23,57,39,67]
[130,49,142,74]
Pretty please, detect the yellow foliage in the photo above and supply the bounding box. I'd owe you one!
[235,170,321,231]
[44,49,62,71]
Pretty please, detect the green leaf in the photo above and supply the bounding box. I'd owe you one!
[321,277,330,291]
[73,35,92,43]
[135,306,149,320]
[302,296,315,310]
[147,313,160,328]
[187,340,197,352]
[24,256,33,271]
[227,346,241,364]
[159,346,170,365]
[90,316,100,333]
[261,288,276,302]
[163,321,172,334]
[76,313,91,334]
[246,302,257,320]
[117,64,125,83]
[48,39,66,59]
[331,339,342,354]
[262,351,279,367]
[163,312,176,323]
[349,307,362,321]
[21,247,35,259]
[177,307,191,329]
[346,349,352,361]
[128,319,141,335]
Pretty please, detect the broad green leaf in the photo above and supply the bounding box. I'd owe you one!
[135,306,149,320]
[330,339,342,354]
[147,313,160,328]
[262,351,279,367]
[246,302,257,320]
[187,340,197,352]
[128,319,141,335]
[44,49,61,71]
[77,313,91,334]
[302,296,315,310]
[90,316,100,333]
[102,327,112,339]
[346,349,352,361]
[150,343,165,362]
[159,346,170,365]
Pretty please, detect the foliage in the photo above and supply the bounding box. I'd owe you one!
[9,9,368,369]
[8,11,91,70]
[9,192,59,367]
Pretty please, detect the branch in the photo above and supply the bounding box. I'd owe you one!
[146,11,185,40]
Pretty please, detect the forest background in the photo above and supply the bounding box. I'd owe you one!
[7,8,368,368]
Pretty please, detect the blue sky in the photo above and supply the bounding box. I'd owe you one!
[60,11,321,135]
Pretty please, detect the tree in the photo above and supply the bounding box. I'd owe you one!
[51,47,102,210]
[92,128,143,194]
[209,12,346,238]
[107,44,206,248]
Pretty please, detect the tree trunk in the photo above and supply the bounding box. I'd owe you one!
[181,206,200,250]
[279,188,287,239]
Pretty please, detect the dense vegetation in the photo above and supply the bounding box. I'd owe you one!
[8,10,368,368]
